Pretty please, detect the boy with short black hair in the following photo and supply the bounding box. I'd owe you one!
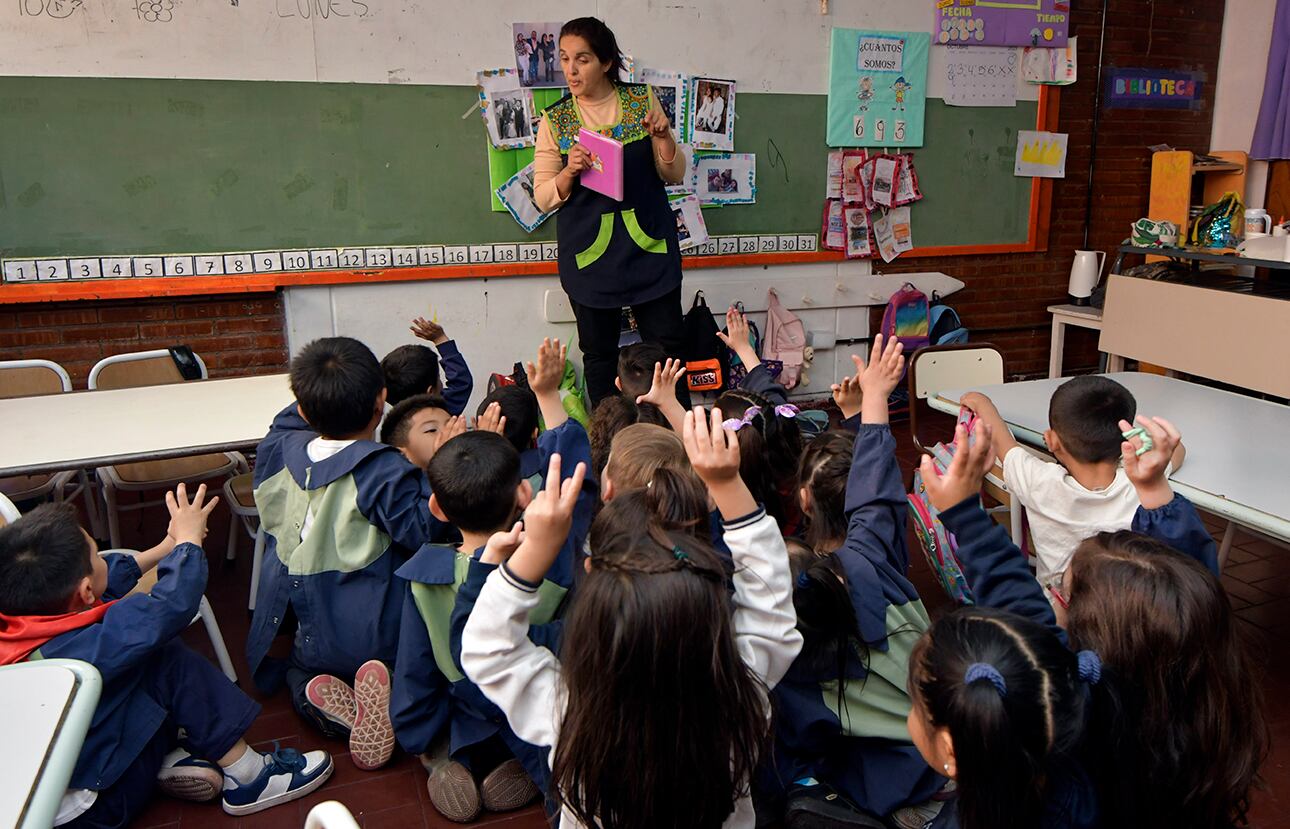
[615,341,668,400]
[0,488,332,825]
[963,374,1185,607]
[249,335,447,770]
[391,338,595,822]
[382,316,474,413]
[382,393,454,468]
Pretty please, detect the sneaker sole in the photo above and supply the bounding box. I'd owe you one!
[222,757,335,816]
[350,660,395,771]
[157,773,223,803]
[480,763,539,812]
[428,762,482,823]
[305,674,358,733]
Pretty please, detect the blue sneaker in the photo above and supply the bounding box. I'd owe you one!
[221,746,334,816]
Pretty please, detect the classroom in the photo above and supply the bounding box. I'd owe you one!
[0,0,1288,827]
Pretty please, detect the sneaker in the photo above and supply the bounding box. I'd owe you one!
[156,748,223,802]
[350,660,396,770]
[427,760,482,823]
[479,759,539,812]
[221,747,334,816]
[305,674,358,733]
[784,781,886,829]
[890,799,947,829]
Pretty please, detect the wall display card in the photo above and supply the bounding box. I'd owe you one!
[670,194,710,251]
[826,151,845,199]
[841,150,867,204]
[890,205,914,254]
[1023,36,1077,85]
[667,144,696,196]
[894,153,924,205]
[496,162,555,232]
[690,77,737,151]
[934,1,1070,48]
[478,69,536,150]
[828,29,929,147]
[1014,130,1068,178]
[871,154,899,208]
[640,68,690,140]
[943,46,1018,107]
[844,206,873,259]
[822,199,846,250]
[619,55,636,84]
[859,155,880,211]
[693,152,756,205]
[872,208,898,263]
[512,23,565,88]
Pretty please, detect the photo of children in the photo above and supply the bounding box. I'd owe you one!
[491,91,532,141]
[693,80,731,134]
[669,194,709,250]
[706,168,739,194]
[512,22,564,88]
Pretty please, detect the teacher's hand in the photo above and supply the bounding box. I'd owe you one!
[566,144,594,176]
[643,107,672,138]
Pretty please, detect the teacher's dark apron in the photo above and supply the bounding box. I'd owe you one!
[545,83,683,310]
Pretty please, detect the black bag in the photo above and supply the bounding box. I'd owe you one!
[682,291,728,394]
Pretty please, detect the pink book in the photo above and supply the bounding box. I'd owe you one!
[577,127,624,201]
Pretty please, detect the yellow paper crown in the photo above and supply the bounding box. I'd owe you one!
[1021,138,1064,167]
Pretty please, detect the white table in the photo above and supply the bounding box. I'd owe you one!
[1047,303,1120,378]
[0,374,293,477]
[0,660,102,829]
[929,373,1290,552]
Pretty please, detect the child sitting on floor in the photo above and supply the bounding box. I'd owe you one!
[382,316,474,414]
[962,375,1185,607]
[0,486,332,826]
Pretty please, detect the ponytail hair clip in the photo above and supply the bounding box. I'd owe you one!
[721,403,800,432]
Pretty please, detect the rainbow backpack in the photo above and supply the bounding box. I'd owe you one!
[880,283,930,415]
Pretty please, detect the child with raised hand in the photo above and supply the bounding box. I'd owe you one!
[381,315,475,414]
[0,485,333,825]
[765,334,945,829]
[921,416,1267,829]
[460,407,801,829]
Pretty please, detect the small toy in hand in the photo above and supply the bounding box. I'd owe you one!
[1121,426,1154,456]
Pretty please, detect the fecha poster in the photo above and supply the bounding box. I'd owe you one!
[934,0,1071,48]
[827,28,929,148]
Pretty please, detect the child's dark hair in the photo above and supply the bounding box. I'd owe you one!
[713,388,803,529]
[1067,531,1267,829]
[911,607,1086,829]
[1048,375,1136,463]
[291,336,385,438]
[381,344,441,407]
[427,431,522,533]
[559,17,626,83]
[0,503,91,616]
[589,398,671,478]
[555,508,766,829]
[798,430,855,553]
[478,386,540,453]
[381,393,449,447]
[787,542,861,678]
[616,342,668,401]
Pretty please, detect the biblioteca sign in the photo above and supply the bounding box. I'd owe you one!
[1105,68,1204,110]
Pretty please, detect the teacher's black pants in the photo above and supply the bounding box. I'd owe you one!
[571,286,688,408]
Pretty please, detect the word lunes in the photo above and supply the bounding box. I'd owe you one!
[275,0,370,19]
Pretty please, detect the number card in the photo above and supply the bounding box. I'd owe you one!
[133,257,163,278]
[364,249,392,268]
[223,254,253,275]
[418,247,445,266]
[338,250,365,268]
[519,244,542,262]
[69,258,103,279]
[282,251,310,271]
[311,250,339,269]
[718,236,739,255]
[102,258,133,279]
[738,236,759,254]
[698,240,719,255]
[392,248,418,267]
[493,244,519,263]
[254,252,283,273]
[468,245,494,264]
[798,235,818,252]
[163,256,194,277]
[778,235,800,252]
[758,236,780,253]
[445,246,469,264]
[196,255,224,275]
[3,260,37,282]
[541,243,559,260]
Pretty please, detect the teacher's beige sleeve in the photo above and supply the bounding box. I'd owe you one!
[532,117,568,214]
[648,86,689,186]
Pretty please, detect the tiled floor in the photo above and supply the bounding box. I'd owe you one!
[81,412,1290,828]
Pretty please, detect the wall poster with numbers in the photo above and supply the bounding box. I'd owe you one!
[826,28,929,148]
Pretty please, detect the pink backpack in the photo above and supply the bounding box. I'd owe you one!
[761,288,807,390]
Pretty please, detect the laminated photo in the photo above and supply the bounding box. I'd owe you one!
[841,150,867,204]
[894,153,924,205]
[640,67,690,139]
[690,77,737,151]
[890,205,913,255]
[693,152,756,205]
[512,23,564,88]
[496,162,554,232]
[670,194,710,251]
[822,199,846,250]
[871,154,899,208]
[826,150,844,199]
[477,69,536,150]
[844,206,873,259]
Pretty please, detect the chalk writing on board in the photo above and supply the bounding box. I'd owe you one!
[18,0,82,19]
[135,0,174,23]
[765,138,789,183]
[275,0,370,20]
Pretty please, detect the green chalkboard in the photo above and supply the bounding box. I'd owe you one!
[0,76,1037,259]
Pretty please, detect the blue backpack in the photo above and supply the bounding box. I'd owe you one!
[928,293,968,345]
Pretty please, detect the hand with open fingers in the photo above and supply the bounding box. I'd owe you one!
[919,420,995,513]
[831,373,863,420]
[525,338,567,396]
[1119,415,1181,509]
[433,416,467,454]
[509,454,588,582]
[855,333,906,399]
[165,482,220,547]
[683,407,742,487]
[480,521,525,565]
[636,358,686,407]
[475,402,508,436]
[716,306,751,350]
[410,316,448,345]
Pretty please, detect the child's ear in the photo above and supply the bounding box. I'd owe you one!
[73,576,95,610]
[1043,428,1061,455]
[614,376,623,392]
[517,478,534,510]
[601,475,615,502]
[583,556,592,574]
[376,387,389,412]
[798,486,811,513]
[937,727,957,780]
[429,494,449,523]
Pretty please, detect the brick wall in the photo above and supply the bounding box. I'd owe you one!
[3,1,1225,383]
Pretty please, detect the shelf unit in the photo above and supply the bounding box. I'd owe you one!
[1148,150,1249,246]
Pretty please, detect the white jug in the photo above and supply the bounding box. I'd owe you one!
[1068,250,1105,306]
[1245,208,1271,237]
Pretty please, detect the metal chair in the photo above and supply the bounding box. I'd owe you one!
[223,472,267,612]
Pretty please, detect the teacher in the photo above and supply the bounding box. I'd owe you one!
[533,16,688,407]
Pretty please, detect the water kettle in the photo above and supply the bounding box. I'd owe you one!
[1068,250,1105,306]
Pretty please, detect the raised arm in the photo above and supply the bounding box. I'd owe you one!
[527,337,569,432]
[633,358,688,432]
[960,392,1019,465]
[411,317,475,417]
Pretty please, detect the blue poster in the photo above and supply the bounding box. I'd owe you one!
[827,28,929,148]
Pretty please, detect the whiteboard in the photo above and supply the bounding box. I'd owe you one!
[0,0,1038,99]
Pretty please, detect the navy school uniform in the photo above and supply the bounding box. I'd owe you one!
[247,404,448,698]
[435,339,475,417]
[37,547,259,824]
[390,419,595,783]
[766,424,945,817]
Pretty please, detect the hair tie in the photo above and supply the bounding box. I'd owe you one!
[673,546,689,562]
[721,405,763,432]
[772,403,800,418]
[796,571,811,589]
[964,663,1008,698]
[1076,650,1102,686]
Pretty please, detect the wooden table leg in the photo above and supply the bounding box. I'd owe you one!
[1049,316,1066,379]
